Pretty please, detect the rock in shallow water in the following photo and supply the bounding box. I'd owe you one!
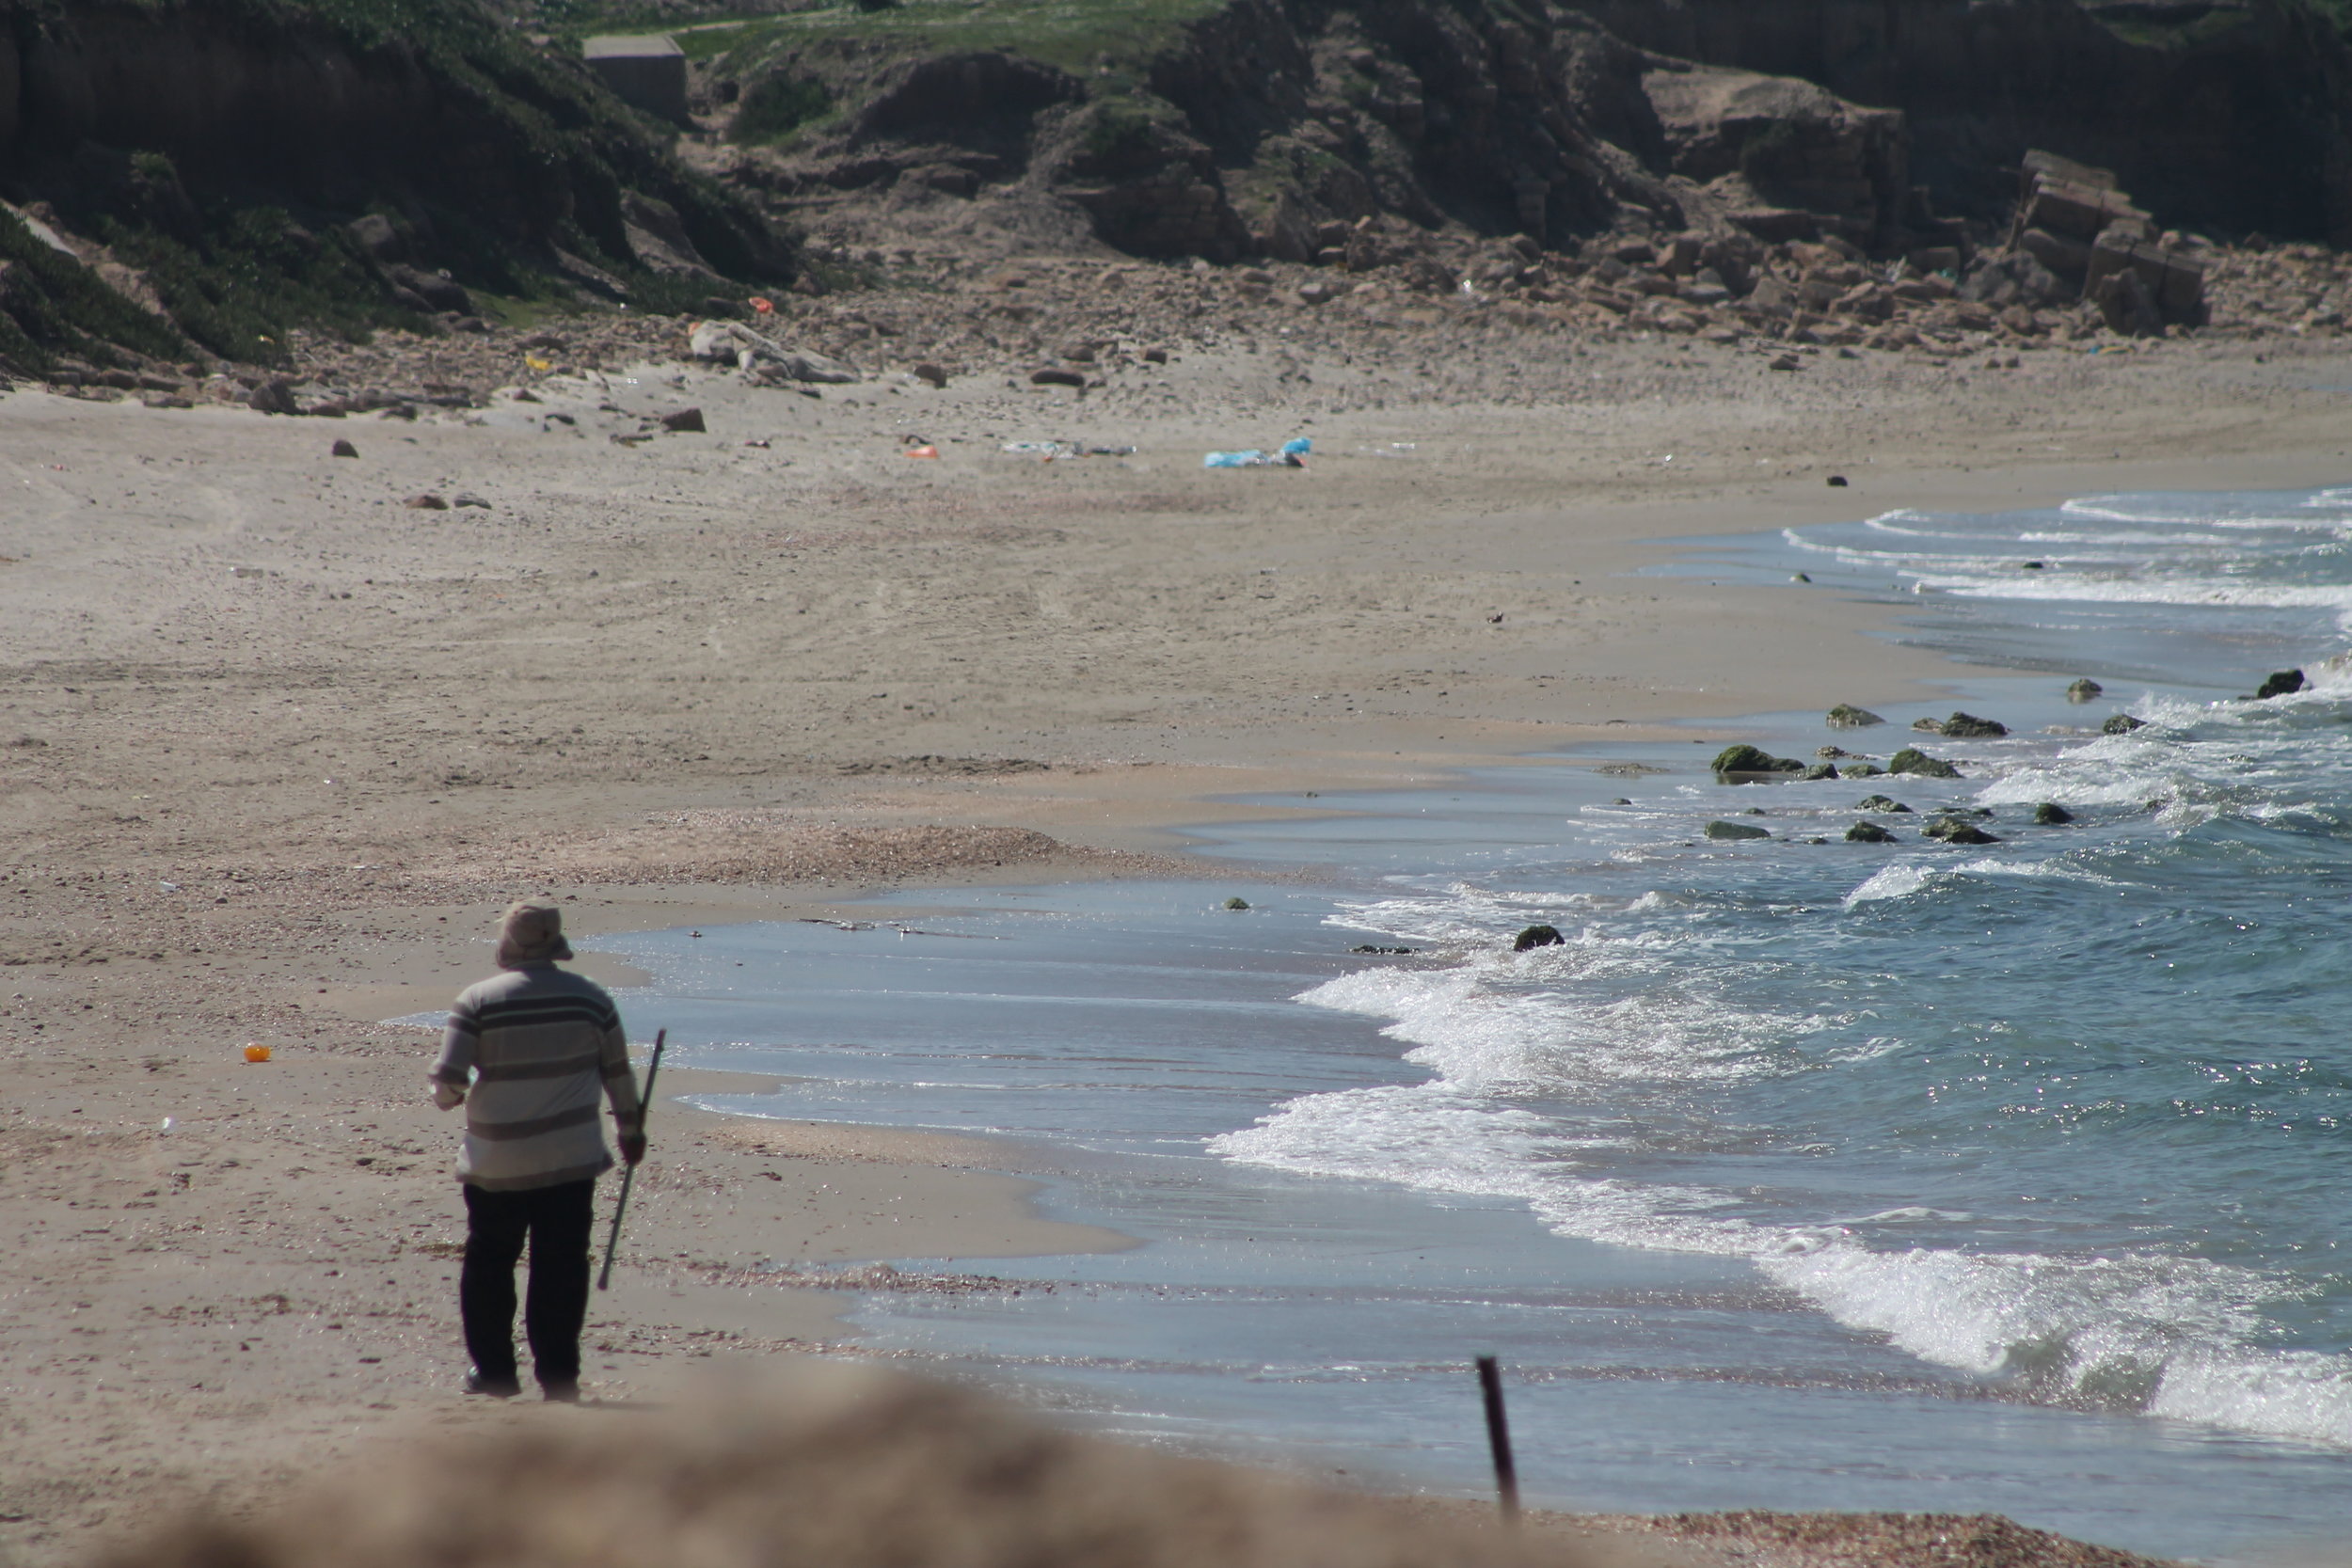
[1711,743,1805,776]
[1888,747,1962,778]
[1513,924,1565,951]
[1938,711,2010,737]
[1845,820,1898,842]
[2034,802,2074,824]
[1855,794,1912,813]
[2103,714,2147,735]
[1706,819,1772,840]
[1826,704,1883,728]
[2255,668,2307,699]
[2067,677,2104,702]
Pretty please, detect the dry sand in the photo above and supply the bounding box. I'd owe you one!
[8,308,2348,1564]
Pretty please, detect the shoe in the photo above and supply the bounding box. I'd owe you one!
[465,1370,522,1399]
[541,1379,580,1404]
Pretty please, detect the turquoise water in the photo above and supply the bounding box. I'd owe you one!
[600,486,2352,1562]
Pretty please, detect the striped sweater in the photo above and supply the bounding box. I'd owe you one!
[431,963,643,1191]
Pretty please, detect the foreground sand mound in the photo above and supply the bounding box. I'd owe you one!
[87,1366,1624,1568]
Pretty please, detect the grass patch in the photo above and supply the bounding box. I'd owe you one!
[729,71,834,142]
[704,0,1225,80]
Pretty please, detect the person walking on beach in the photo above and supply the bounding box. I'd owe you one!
[430,900,644,1402]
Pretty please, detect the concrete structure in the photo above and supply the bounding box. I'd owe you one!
[583,35,689,125]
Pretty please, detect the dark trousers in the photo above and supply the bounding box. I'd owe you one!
[460,1179,595,1388]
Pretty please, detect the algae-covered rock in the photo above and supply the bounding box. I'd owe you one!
[1924,816,2001,844]
[2103,714,2147,735]
[1712,744,1805,776]
[2033,802,2074,825]
[1706,819,1772,840]
[1938,711,2009,737]
[1826,705,1884,728]
[1888,748,1962,778]
[1804,763,1839,780]
[2066,677,2104,703]
[1855,794,1912,813]
[1845,820,1897,842]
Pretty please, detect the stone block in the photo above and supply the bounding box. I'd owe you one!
[2025,178,2149,242]
[2019,226,2094,278]
[584,35,689,124]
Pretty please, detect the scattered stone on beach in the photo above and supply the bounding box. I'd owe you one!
[1888,747,1962,778]
[660,406,707,434]
[1845,820,1897,842]
[1937,711,2010,737]
[1826,475,1848,487]
[1707,819,1772,840]
[1711,743,1805,776]
[2103,714,2147,734]
[453,492,491,509]
[1923,816,2001,844]
[1826,705,1883,728]
[1855,795,1912,813]
[914,362,948,388]
[403,493,449,511]
[1513,924,1565,951]
[330,438,358,458]
[2255,668,2306,699]
[2066,677,2104,702]
[2034,802,2075,824]
[1030,367,1086,388]
[1223,896,1250,910]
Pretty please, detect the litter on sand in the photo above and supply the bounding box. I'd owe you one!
[903,444,940,459]
[1204,436,1311,469]
[1000,440,1136,460]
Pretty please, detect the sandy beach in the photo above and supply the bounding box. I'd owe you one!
[8,304,2352,1563]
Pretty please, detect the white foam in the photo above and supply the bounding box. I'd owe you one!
[1844,863,1940,905]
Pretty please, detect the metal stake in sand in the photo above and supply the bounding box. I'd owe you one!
[596,1028,665,1292]
[1476,1354,1521,1522]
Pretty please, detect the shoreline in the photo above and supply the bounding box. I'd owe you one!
[8,328,2349,1563]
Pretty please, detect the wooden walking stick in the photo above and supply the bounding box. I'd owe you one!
[596,1028,665,1291]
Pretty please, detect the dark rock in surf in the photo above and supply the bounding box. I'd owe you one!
[1923,816,2001,845]
[1514,924,1565,951]
[1826,705,1883,728]
[1855,795,1912,813]
[2034,802,2074,824]
[2103,714,2147,734]
[1804,763,1839,780]
[2066,677,2104,703]
[1845,820,1897,842]
[1707,819,1773,840]
[2255,668,2307,699]
[1938,711,2010,738]
[1888,748,1962,778]
[1712,744,1805,777]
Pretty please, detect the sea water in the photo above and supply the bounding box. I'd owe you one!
[601,486,2352,1563]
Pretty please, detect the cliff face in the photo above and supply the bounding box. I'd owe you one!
[0,0,791,370]
[1562,0,2352,242]
[711,0,2352,265]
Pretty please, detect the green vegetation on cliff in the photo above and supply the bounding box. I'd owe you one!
[0,0,793,371]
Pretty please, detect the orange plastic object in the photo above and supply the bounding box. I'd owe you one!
[903,445,940,459]
[243,1043,272,1063]
[749,296,775,314]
